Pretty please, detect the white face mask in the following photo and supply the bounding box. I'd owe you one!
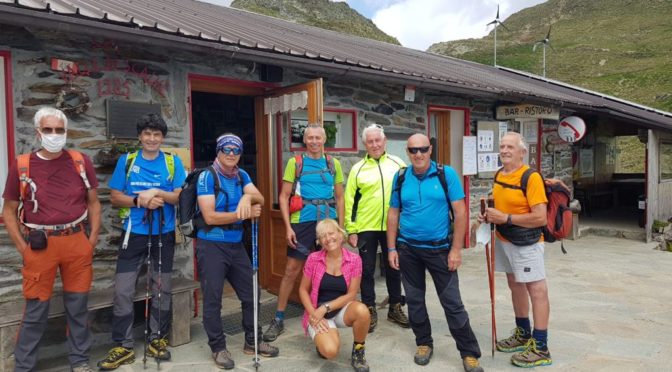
[40,133,67,153]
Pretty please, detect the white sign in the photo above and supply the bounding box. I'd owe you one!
[496,104,560,120]
[463,136,477,175]
[580,148,594,177]
[478,153,499,172]
[558,116,587,143]
[477,130,494,152]
[499,122,508,140]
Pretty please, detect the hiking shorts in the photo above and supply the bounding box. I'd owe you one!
[307,301,352,340]
[495,239,546,283]
[287,221,318,261]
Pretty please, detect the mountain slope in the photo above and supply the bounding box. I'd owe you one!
[428,0,672,111]
[231,0,400,45]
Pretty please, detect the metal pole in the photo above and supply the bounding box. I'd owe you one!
[143,210,153,369]
[494,25,497,66]
[156,207,164,370]
[252,218,260,371]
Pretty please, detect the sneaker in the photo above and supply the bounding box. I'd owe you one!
[97,347,135,370]
[367,306,378,333]
[147,338,171,361]
[71,364,95,372]
[497,327,531,353]
[262,319,284,342]
[511,339,553,368]
[244,340,280,358]
[387,303,410,328]
[413,345,433,366]
[463,356,484,372]
[351,344,370,372]
[212,349,235,370]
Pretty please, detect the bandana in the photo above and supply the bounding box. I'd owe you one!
[213,157,239,180]
[216,134,243,153]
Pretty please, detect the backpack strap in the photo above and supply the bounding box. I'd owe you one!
[66,150,92,191]
[17,153,32,203]
[291,153,303,196]
[436,164,455,223]
[494,167,535,197]
[164,152,175,183]
[393,167,407,211]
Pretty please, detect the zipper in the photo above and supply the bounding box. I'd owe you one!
[376,158,385,230]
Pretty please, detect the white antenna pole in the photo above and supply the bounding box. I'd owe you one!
[542,44,546,77]
[494,25,497,66]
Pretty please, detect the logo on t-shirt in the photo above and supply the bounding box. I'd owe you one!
[132,165,140,174]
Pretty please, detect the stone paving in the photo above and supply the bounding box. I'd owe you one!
[35,235,672,371]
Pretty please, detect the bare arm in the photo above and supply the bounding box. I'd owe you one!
[2,200,27,256]
[386,207,401,270]
[447,199,467,271]
[279,181,297,248]
[86,189,101,248]
[486,203,547,228]
[334,183,345,228]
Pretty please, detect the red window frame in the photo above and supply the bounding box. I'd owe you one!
[0,50,16,224]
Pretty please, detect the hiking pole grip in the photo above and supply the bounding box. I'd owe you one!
[487,198,495,231]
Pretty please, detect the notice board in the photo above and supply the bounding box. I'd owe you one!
[477,121,504,178]
[107,100,162,138]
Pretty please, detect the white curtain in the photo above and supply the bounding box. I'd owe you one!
[264,91,308,115]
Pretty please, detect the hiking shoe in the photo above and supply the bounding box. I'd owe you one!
[212,349,235,370]
[387,303,410,328]
[147,338,171,361]
[511,339,553,368]
[463,356,484,372]
[497,327,531,353]
[367,306,378,333]
[351,344,370,372]
[244,341,280,358]
[414,345,433,366]
[71,364,94,372]
[97,347,135,370]
[262,319,284,342]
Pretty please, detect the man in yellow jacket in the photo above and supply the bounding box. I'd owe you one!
[345,124,409,332]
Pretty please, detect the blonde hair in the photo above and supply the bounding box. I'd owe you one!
[315,218,347,242]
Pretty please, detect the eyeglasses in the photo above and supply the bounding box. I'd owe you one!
[220,147,242,155]
[39,127,66,135]
[407,146,430,154]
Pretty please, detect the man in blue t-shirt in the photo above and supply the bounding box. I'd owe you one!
[196,134,278,369]
[98,114,186,370]
[386,134,483,372]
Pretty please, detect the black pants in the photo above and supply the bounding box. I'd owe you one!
[197,239,261,353]
[399,242,481,358]
[359,231,402,306]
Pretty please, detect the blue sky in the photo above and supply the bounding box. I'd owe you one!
[202,0,547,50]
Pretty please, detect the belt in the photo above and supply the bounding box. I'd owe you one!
[399,233,453,247]
[31,224,84,237]
[23,210,88,231]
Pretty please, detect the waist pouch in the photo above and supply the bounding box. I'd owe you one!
[497,224,542,246]
[27,230,48,250]
[289,195,303,214]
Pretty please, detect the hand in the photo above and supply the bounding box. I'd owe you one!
[447,247,462,271]
[135,189,160,207]
[388,250,400,270]
[348,234,358,248]
[313,319,330,334]
[235,194,252,220]
[286,228,297,249]
[16,241,28,257]
[88,235,99,250]
[477,212,487,223]
[250,204,262,219]
[485,207,507,225]
[146,197,165,210]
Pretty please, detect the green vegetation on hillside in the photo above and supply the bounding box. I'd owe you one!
[231,0,400,45]
[428,0,672,112]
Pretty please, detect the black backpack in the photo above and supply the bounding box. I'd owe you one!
[177,166,243,238]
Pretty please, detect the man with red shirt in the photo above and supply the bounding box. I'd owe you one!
[2,107,101,372]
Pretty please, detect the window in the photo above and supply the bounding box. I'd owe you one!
[660,141,672,181]
[288,108,356,151]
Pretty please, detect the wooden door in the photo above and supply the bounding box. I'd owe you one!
[435,111,451,165]
[255,79,323,296]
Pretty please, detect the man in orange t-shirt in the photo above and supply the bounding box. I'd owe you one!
[479,132,552,368]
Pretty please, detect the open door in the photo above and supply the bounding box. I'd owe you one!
[255,79,323,297]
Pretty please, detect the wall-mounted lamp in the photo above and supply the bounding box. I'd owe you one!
[404,85,416,102]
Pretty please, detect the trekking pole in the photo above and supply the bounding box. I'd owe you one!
[252,218,260,371]
[143,210,154,369]
[156,207,164,370]
[487,198,498,357]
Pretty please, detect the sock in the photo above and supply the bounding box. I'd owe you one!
[515,317,531,337]
[275,311,285,322]
[532,329,548,351]
[353,341,365,350]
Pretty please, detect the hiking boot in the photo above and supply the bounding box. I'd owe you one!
[244,340,280,357]
[147,338,171,361]
[367,306,378,333]
[497,327,531,352]
[351,344,370,372]
[463,356,484,372]
[511,339,553,368]
[212,349,235,370]
[71,364,95,372]
[413,345,433,366]
[97,347,135,370]
[387,303,410,328]
[262,319,284,342]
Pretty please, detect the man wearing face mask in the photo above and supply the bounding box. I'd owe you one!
[2,107,101,372]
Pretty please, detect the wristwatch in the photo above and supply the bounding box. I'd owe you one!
[133,196,139,207]
[323,303,331,312]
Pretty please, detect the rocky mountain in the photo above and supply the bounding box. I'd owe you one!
[230,0,400,45]
[428,0,672,111]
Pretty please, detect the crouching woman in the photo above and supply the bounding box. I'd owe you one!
[299,218,371,372]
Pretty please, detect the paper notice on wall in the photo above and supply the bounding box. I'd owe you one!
[463,136,477,175]
[580,148,594,177]
[478,130,494,152]
[478,153,499,172]
[499,122,508,140]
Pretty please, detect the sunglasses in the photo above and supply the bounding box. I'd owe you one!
[220,147,242,155]
[407,146,430,154]
[39,127,66,135]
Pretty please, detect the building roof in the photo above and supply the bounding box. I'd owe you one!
[1,0,671,129]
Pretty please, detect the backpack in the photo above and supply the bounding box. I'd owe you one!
[288,153,335,213]
[118,151,175,219]
[17,150,92,222]
[394,163,455,222]
[177,166,243,238]
[494,168,572,254]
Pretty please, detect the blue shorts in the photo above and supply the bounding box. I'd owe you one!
[287,221,318,261]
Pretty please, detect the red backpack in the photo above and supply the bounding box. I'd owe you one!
[494,168,572,253]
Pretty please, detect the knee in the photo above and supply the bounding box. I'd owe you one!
[283,262,302,279]
[352,302,370,322]
[318,343,339,360]
[527,281,549,301]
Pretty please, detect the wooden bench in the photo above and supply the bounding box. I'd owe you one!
[0,277,199,371]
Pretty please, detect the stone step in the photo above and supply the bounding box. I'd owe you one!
[579,226,646,241]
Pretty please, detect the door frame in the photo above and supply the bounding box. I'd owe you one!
[0,50,15,224]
